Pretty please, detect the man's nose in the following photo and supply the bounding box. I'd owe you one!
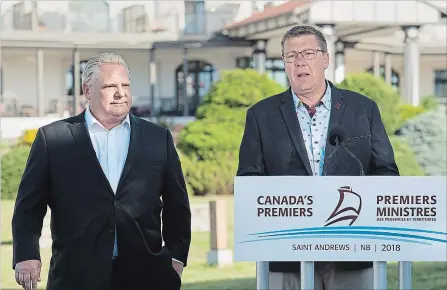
[115,85,125,98]
[294,54,307,66]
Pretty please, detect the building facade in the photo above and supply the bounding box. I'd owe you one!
[0,0,446,137]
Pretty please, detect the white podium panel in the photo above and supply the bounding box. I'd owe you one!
[234,176,447,262]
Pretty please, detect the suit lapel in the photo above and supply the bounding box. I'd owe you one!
[279,89,313,175]
[324,82,347,165]
[116,115,142,195]
[67,112,115,195]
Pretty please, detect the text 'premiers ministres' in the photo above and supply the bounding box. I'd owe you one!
[376,195,437,222]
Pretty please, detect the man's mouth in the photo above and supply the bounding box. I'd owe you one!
[297,73,310,77]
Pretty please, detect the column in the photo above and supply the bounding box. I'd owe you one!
[403,26,420,106]
[31,1,39,31]
[334,41,345,84]
[373,51,381,78]
[320,25,336,82]
[206,200,233,267]
[384,53,392,85]
[36,48,44,116]
[72,48,80,115]
[252,39,267,74]
[0,44,3,105]
[182,47,189,116]
[149,48,156,118]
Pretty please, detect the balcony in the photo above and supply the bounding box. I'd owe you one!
[131,96,198,118]
[0,1,237,48]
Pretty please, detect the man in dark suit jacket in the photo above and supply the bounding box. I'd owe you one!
[12,53,191,290]
[237,26,399,290]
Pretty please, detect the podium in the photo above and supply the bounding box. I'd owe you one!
[234,176,447,290]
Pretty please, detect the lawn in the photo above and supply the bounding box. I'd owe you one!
[1,196,446,290]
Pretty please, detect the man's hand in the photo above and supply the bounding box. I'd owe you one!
[172,259,184,278]
[15,260,41,290]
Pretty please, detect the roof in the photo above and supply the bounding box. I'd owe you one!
[224,0,310,29]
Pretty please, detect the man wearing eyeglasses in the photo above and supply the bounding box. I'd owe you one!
[237,25,399,290]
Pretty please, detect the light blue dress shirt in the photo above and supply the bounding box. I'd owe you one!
[292,81,332,176]
[84,106,131,257]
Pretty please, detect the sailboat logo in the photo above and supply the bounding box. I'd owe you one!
[324,186,362,226]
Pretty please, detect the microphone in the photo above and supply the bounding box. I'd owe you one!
[327,126,365,176]
[328,126,348,147]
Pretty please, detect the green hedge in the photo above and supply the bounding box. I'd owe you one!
[389,136,424,176]
[397,109,447,176]
[398,104,426,125]
[177,69,285,195]
[337,72,402,135]
[1,145,31,200]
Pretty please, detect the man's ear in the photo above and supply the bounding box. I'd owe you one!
[82,83,91,100]
[323,53,329,69]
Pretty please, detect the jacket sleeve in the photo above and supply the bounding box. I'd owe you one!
[369,102,400,176]
[237,108,266,176]
[12,127,50,269]
[162,130,191,266]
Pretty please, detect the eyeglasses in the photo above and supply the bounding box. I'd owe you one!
[282,49,324,63]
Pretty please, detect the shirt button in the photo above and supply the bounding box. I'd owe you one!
[109,228,115,233]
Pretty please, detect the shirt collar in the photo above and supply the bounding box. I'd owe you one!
[292,80,332,110]
[84,105,130,130]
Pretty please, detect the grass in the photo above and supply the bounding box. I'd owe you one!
[1,196,446,289]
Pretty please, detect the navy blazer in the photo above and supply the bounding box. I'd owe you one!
[12,112,191,290]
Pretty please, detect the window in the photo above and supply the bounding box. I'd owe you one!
[184,0,205,35]
[122,5,147,33]
[236,57,289,88]
[434,70,447,101]
[366,66,400,90]
[68,1,110,32]
[66,60,88,96]
[175,60,215,115]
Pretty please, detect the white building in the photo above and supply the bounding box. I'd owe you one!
[0,0,446,138]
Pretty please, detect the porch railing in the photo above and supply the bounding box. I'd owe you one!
[132,96,197,117]
[0,1,236,39]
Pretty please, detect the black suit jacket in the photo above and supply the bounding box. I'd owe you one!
[237,81,399,273]
[12,112,191,290]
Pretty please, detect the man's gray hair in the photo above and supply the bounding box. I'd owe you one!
[281,25,328,54]
[81,52,130,86]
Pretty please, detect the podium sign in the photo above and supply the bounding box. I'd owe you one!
[234,176,447,262]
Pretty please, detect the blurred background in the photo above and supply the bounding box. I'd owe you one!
[1,0,446,289]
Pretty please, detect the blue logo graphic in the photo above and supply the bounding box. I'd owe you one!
[239,226,447,245]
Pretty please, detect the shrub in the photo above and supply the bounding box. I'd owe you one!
[337,73,402,135]
[177,149,195,197]
[389,136,424,176]
[1,145,31,199]
[181,152,237,196]
[398,104,426,128]
[177,69,285,195]
[396,109,447,176]
[195,69,284,119]
[420,95,439,111]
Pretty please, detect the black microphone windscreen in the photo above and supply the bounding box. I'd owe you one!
[328,126,348,146]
